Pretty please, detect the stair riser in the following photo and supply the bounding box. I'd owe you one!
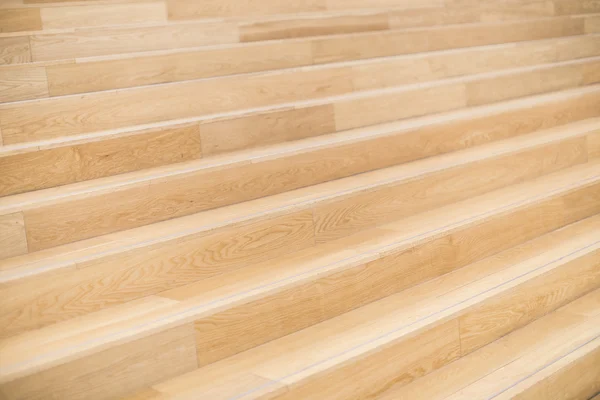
[2,79,599,258]
[501,341,600,400]
[263,246,600,400]
[173,178,600,367]
[0,139,596,339]
[2,86,599,199]
[3,32,597,103]
[167,0,600,19]
[1,178,598,400]
[3,52,599,145]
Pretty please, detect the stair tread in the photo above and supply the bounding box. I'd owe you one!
[375,289,600,400]
[1,118,597,279]
[2,52,598,146]
[119,214,600,399]
[1,161,598,384]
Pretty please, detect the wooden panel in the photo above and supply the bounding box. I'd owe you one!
[388,6,479,28]
[45,40,313,96]
[0,36,31,64]
[554,0,600,15]
[326,0,442,10]
[459,249,600,354]
[311,29,429,64]
[0,124,202,196]
[240,13,389,42]
[0,65,353,143]
[0,324,198,400]
[0,64,48,102]
[0,212,27,259]
[259,320,460,400]
[29,22,239,61]
[0,8,42,33]
[508,341,600,400]
[334,83,467,130]
[200,105,335,156]
[167,0,326,19]
[427,18,585,52]
[40,2,167,30]
[583,58,600,84]
[555,35,600,61]
[479,0,555,21]
[586,16,600,32]
[313,137,587,243]
[466,63,585,106]
[0,211,316,337]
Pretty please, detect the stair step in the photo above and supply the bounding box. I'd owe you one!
[121,219,599,400]
[0,1,167,33]
[0,160,598,398]
[3,33,598,102]
[0,14,591,66]
[0,110,596,256]
[376,289,600,400]
[4,191,595,400]
[1,83,599,198]
[2,53,599,146]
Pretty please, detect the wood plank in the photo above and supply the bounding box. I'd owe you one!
[554,0,600,15]
[0,36,31,64]
[0,64,48,102]
[0,213,27,259]
[312,136,588,243]
[0,211,316,338]
[0,324,198,400]
[166,0,327,19]
[45,40,313,96]
[1,64,354,143]
[466,62,586,106]
[459,249,600,355]
[200,104,335,156]
[501,339,600,400]
[240,13,389,42]
[29,21,239,61]
[587,16,600,33]
[40,2,166,30]
[0,124,202,196]
[0,8,42,33]
[388,6,479,28]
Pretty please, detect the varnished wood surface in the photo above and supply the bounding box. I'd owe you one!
[1,166,598,400]
[2,83,599,198]
[115,212,599,400]
[376,289,600,400]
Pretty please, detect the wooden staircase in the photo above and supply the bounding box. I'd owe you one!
[0,0,599,399]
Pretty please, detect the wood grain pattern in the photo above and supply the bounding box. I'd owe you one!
[240,13,389,42]
[313,137,587,243]
[554,0,600,15]
[0,64,354,143]
[0,64,48,102]
[0,8,42,33]
[0,211,315,337]
[39,2,166,30]
[199,105,335,156]
[0,212,27,260]
[459,249,600,355]
[45,41,313,96]
[271,320,461,400]
[505,340,600,400]
[167,0,327,19]
[376,288,600,400]
[466,62,586,106]
[29,22,238,61]
[0,124,202,196]
[0,36,31,64]
[0,324,198,400]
